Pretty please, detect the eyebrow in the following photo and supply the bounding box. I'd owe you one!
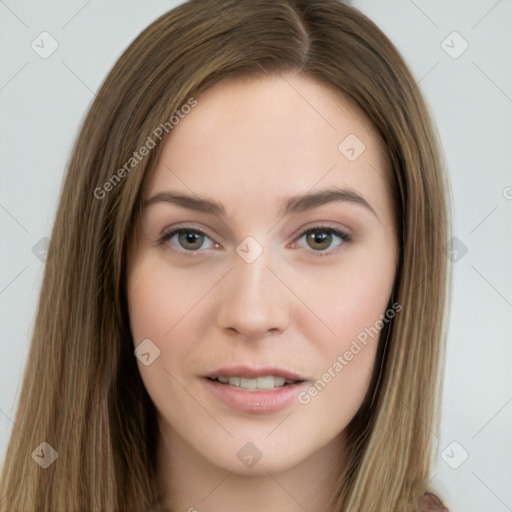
[144,186,378,220]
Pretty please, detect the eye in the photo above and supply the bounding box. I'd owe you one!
[157,224,351,258]
[291,225,351,256]
[157,226,217,256]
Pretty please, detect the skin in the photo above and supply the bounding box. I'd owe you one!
[127,72,398,512]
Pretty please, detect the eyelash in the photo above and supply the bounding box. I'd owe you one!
[156,224,351,259]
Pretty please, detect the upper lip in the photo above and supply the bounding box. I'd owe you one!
[204,365,307,382]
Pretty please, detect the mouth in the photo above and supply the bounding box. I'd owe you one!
[202,368,310,414]
[206,375,305,391]
[201,365,309,413]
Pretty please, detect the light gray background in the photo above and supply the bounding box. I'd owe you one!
[1,1,511,510]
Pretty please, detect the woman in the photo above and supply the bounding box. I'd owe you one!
[0,0,451,510]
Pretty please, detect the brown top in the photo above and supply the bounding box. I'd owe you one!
[418,491,449,511]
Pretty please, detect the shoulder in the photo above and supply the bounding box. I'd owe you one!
[418,491,449,511]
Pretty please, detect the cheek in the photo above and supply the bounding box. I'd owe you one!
[294,249,396,350]
[300,344,377,444]
[127,254,211,344]
[127,256,194,400]
[292,246,394,414]
[127,254,225,389]
[127,257,204,417]
[295,293,384,437]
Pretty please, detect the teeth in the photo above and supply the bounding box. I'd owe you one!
[240,377,257,389]
[215,375,288,390]
[229,376,240,386]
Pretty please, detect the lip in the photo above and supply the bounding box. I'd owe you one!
[201,377,310,414]
[201,364,310,415]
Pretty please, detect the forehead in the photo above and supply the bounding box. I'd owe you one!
[145,73,391,220]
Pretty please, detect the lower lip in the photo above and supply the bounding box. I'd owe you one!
[201,378,309,414]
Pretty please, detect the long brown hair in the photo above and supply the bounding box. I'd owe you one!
[0,1,451,510]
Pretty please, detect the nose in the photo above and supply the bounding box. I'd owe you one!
[216,249,290,341]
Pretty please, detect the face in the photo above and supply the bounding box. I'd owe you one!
[127,73,398,477]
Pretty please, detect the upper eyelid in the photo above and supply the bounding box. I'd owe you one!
[161,221,350,237]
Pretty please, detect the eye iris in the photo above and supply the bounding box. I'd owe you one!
[179,231,203,250]
[307,230,331,250]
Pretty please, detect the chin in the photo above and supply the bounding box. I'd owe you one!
[196,428,324,476]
